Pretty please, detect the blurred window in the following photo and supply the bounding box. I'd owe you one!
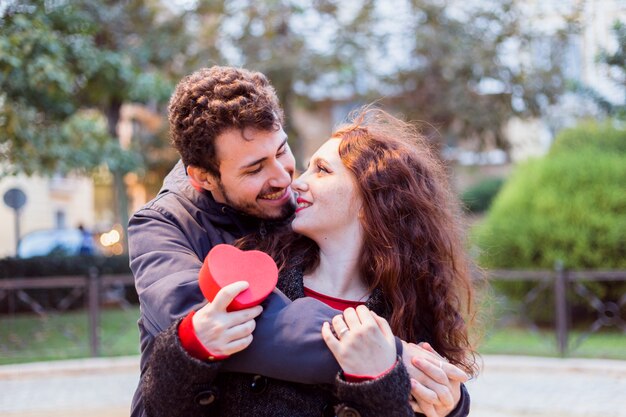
[55,210,66,229]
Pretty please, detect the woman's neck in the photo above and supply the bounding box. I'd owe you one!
[304,226,369,301]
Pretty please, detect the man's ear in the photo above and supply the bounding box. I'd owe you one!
[187,165,219,192]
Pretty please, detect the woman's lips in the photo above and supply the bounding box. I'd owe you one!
[296,197,311,213]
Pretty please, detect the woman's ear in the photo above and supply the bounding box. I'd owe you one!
[187,165,218,192]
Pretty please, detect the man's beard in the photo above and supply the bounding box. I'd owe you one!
[216,181,296,221]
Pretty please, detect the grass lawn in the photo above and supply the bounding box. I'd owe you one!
[0,307,140,365]
[479,327,626,360]
[1,306,625,364]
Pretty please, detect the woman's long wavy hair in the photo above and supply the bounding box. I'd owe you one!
[245,107,477,375]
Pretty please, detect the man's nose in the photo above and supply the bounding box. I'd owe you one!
[268,159,293,188]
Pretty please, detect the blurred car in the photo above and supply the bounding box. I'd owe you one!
[17,228,97,258]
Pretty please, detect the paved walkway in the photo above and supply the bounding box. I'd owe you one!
[467,355,626,417]
[1,354,625,416]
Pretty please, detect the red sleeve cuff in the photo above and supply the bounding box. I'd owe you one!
[178,310,229,361]
[343,359,398,382]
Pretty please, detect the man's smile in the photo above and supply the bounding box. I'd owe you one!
[259,188,289,201]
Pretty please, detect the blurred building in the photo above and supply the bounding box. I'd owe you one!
[0,173,95,258]
[0,104,165,259]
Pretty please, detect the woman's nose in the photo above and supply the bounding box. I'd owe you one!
[291,174,309,192]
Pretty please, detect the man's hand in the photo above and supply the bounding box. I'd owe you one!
[402,341,468,417]
[192,281,263,357]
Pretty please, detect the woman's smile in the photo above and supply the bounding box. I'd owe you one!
[295,197,312,213]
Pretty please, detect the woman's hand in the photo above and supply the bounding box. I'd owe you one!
[192,281,263,357]
[321,305,396,377]
[402,341,469,417]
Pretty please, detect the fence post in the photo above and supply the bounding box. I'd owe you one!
[554,260,568,357]
[88,267,101,357]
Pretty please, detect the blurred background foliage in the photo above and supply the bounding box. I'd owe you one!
[0,0,585,234]
[475,119,626,270]
[474,119,626,326]
[1,0,577,175]
[461,177,505,214]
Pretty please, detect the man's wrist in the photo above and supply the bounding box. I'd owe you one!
[178,311,229,361]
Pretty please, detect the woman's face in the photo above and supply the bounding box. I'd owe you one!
[291,138,362,241]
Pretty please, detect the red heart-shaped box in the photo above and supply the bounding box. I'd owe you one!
[198,244,278,311]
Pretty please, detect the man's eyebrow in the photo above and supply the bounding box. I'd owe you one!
[240,156,267,170]
[239,138,288,170]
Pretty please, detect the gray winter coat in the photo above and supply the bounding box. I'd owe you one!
[142,267,470,417]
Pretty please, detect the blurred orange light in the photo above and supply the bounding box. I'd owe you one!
[100,229,121,247]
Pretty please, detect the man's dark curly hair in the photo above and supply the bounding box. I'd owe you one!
[168,66,285,177]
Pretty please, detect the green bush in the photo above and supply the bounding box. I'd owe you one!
[461,177,505,213]
[0,254,131,278]
[474,121,626,327]
[549,119,626,155]
[474,149,626,269]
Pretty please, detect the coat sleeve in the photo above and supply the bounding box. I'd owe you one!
[143,320,222,417]
[221,292,342,384]
[129,207,341,384]
[129,206,208,337]
[332,359,414,417]
[333,363,470,417]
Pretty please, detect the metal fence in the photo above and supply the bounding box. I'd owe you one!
[488,266,626,356]
[0,267,625,359]
[0,270,135,358]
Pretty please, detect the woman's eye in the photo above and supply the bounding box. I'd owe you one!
[317,164,328,173]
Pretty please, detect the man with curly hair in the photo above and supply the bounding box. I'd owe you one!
[128,66,469,417]
[168,66,297,221]
[129,66,304,416]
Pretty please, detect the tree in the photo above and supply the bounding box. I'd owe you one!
[197,0,574,160]
[595,20,626,118]
[2,0,577,211]
[566,18,626,123]
[0,0,194,240]
[194,0,363,161]
[374,0,576,154]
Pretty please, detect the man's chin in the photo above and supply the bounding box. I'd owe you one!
[253,198,296,221]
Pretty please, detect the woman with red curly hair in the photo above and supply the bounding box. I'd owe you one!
[143,107,477,417]
[261,106,478,413]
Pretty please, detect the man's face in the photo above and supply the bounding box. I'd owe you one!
[211,126,297,220]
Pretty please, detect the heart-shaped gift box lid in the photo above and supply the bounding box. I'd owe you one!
[199,244,278,311]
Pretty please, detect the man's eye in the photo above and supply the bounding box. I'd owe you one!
[277,147,287,156]
[247,166,262,175]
